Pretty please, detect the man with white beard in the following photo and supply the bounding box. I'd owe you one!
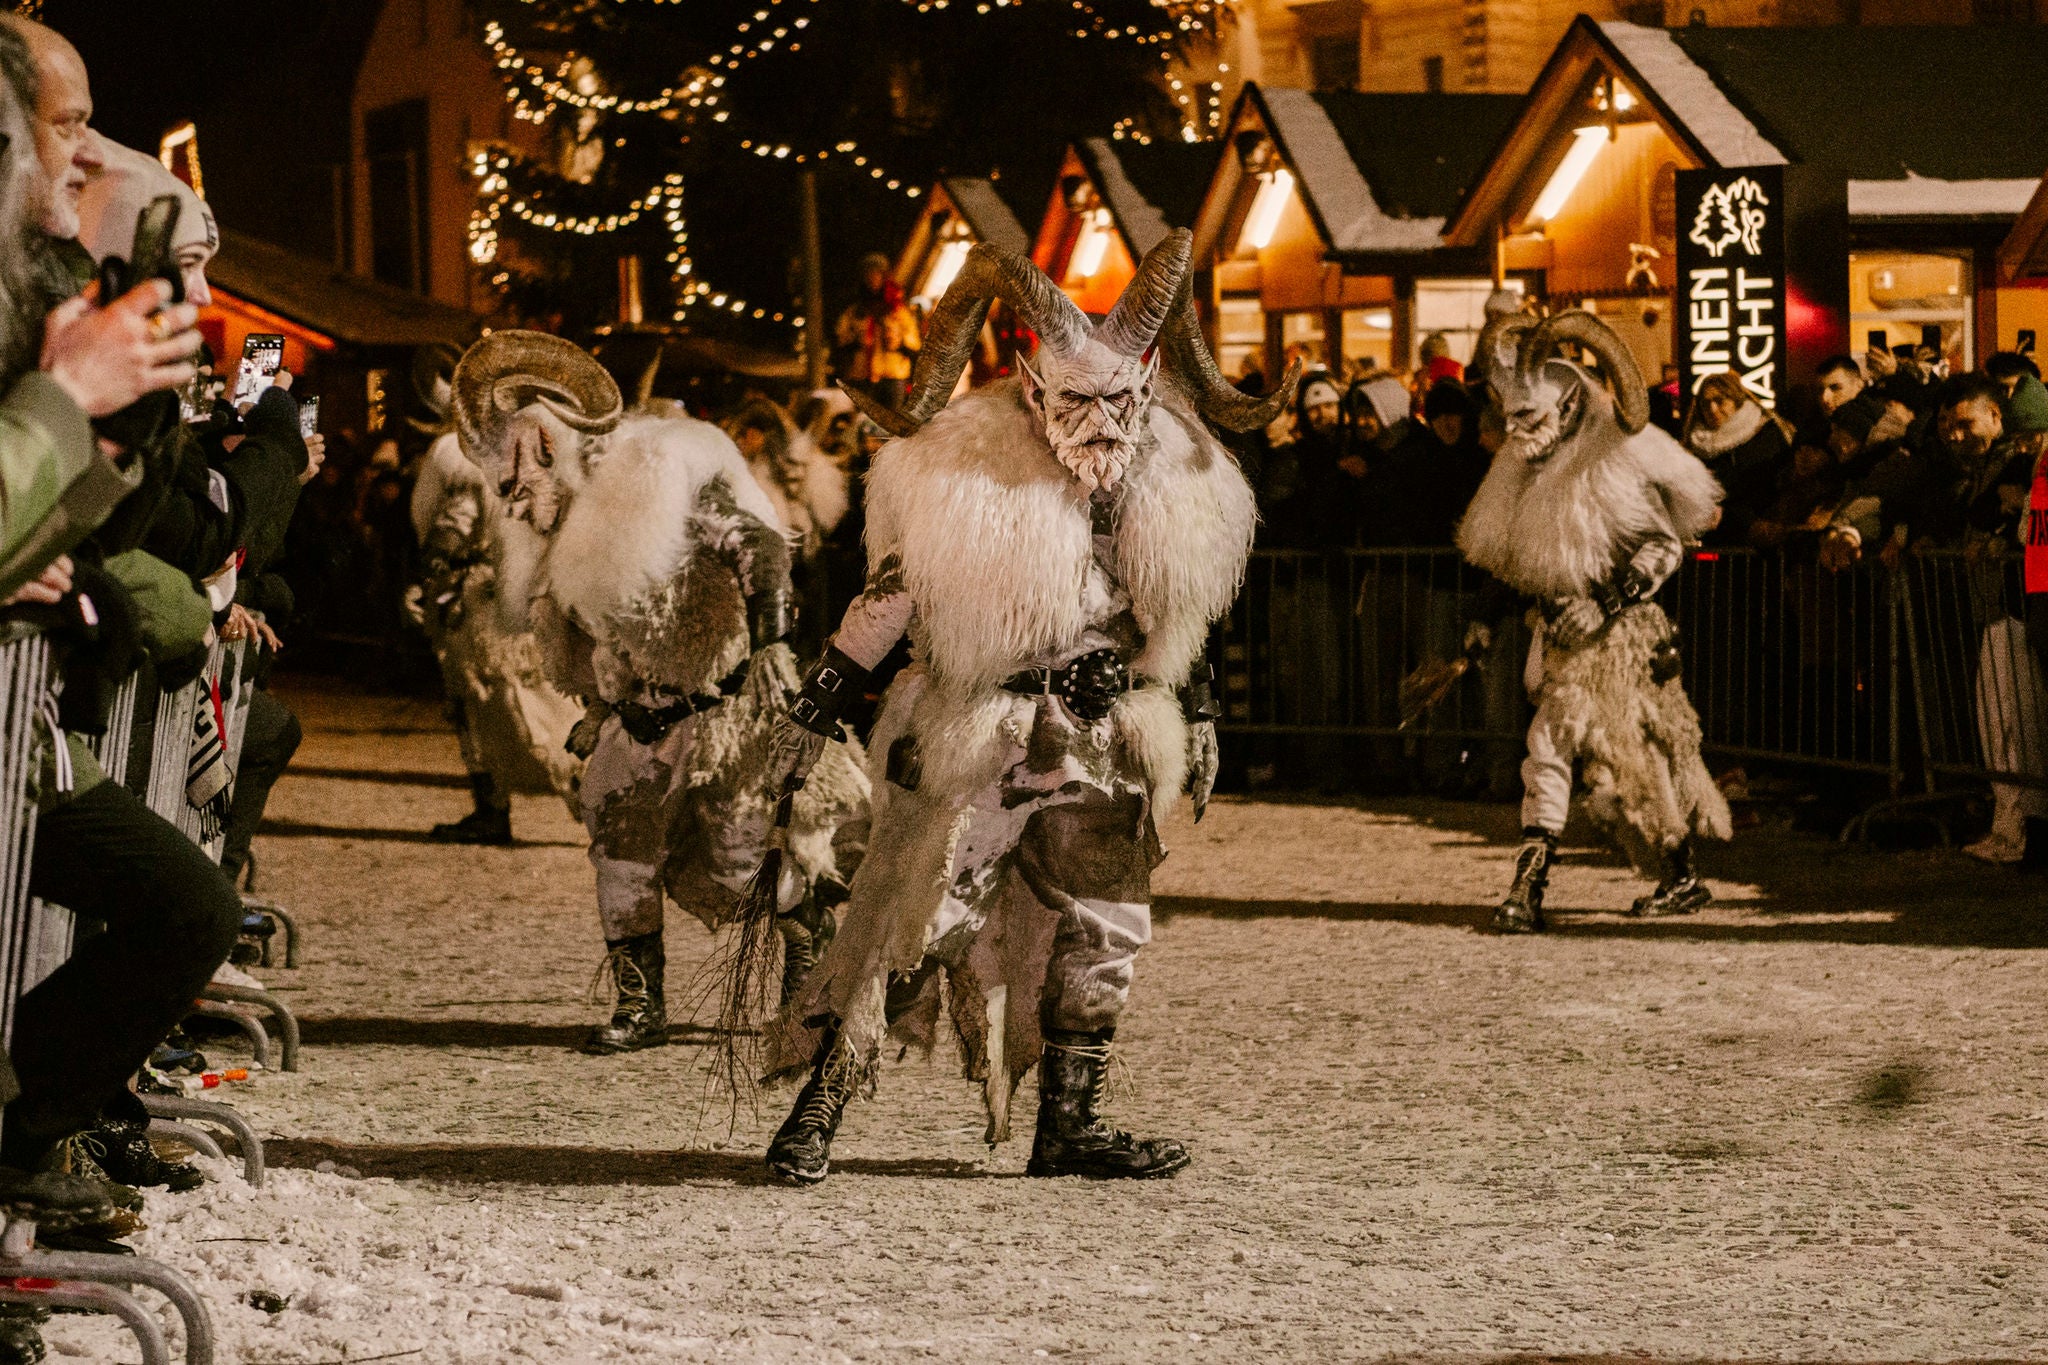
[747,230,1292,1185]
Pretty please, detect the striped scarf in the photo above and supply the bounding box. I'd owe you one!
[186,674,233,841]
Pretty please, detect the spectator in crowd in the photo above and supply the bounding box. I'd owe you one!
[1359,379,1482,548]
[1259,370,1362,548]
[1682,371,1791,546]
[1985,349,2041,401]
[1821,372,2028,570]
[1647,362,1684,436]
[1816,355,1866,416]
[833,253,919,408]
[1751,395,1900,550]
[1417,331,1462,387]
[0,22,244,1326]
[1962,373,2048,867]
[75,139,322,900]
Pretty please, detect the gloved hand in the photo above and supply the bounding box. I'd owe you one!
[1548,596,1607,651]
[566,699,610,759]
[1461,620,1494,656]
[764,715,828,798]
[1185,719,1219,823]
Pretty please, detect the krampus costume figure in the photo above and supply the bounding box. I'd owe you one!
[452,332,869,1053]
[407,344,584,845]
[1456,310,1732,933]
[753,230,1291,1184]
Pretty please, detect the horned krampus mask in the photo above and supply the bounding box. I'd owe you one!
[1473,308,1650,469]
[452,330,624,533]
[846,229,1297,489]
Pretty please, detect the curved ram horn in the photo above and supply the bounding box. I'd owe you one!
[1155,266,1297,434]
[1470,311,1541,408]
[1526,310,1650,434]
[1093,229,1191,359]
[453,330,623,462]
[844,243,1090,437]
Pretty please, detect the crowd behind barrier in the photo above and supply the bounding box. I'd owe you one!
[1213,543,2043,828]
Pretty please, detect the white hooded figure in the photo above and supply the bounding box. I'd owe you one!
[404,343,585,843]
[747,230,1295,1186]
[1455,309,1733,933]
[451,332,869,1055]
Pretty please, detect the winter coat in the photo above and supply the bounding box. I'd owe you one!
[1831,435,2032,552]
[1685,402,1788,546]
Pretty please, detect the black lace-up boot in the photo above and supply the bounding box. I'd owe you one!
[1025,1025,1189,1180]
[581,932,669,1054]
[1492,827,1556,934]
[766,1024,856,1185]
[1631,840,1712,917]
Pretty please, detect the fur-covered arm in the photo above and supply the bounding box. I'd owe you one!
[1594,441,1723,608]
[696,474,796,648]
[830,550,913,672]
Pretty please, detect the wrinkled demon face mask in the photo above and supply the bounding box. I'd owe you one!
[1019,342,1158,495]
[490,404,593,533]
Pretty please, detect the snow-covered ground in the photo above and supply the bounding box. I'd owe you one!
[50,684,2048,1363]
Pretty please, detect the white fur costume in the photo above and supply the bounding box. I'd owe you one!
[408,434,583,812]
[526,412,870,935]
[1456,314,1732,868]
[767,381,1254,1140]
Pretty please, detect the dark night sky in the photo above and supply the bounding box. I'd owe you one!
[45,0,377,261]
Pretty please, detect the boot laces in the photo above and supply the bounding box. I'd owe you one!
[587,946,649,1009]
[1044,1038,1131,1124]
[797,1049,858,1130]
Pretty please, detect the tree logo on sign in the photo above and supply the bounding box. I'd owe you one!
[1687,176,1770,258]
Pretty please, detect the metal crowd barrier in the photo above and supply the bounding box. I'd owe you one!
[120,639,301,1073]
[1219,545,2037,834]
[0,630,215,1365]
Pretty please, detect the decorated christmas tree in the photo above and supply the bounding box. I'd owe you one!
[468,0,1228,340]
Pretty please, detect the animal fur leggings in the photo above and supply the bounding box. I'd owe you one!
[581,713,774,940]
[927,778,1156,1034]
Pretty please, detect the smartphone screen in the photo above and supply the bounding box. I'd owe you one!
[298,396,320,439]
[178,370,208,424]
[232,334,285,409]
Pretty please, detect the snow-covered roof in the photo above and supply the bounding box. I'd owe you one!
[1848,174,2042,220]
[1596,22,1786,168]
[1255,86,1520,255]
[938,177,1033,257]
[1076,138,1213,259]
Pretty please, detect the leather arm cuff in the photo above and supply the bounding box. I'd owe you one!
[1588,564,1655,618]
[748,588,794,651]
[1177,659,1222,724]
[788,644,868,740]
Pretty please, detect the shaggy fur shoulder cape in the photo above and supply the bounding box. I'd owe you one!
[1457,420,1722,601]
[865,380,1255,696]
[541,412,787,700]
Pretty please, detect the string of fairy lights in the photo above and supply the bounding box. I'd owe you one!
[470,0,1237,328]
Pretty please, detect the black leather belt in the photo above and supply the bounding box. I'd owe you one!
[614,657,752,744]
[1002,647,1130,722]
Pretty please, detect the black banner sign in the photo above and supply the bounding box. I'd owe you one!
[1674,164,1787,411]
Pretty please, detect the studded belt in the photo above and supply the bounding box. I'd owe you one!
[1001,647,1130,722]
[613,657,752,744]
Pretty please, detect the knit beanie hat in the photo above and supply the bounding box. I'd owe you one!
[1299,375,1341,410]
[77,141,217,266]
[2003,373,2048,435]
[1356,375,1411,428]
